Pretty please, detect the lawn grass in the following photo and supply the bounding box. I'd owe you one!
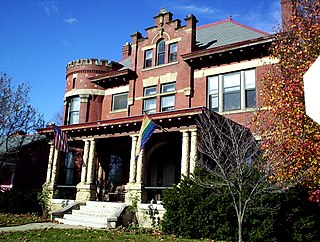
[0,213,206,241]
[0,228,204,241]
[0,213,48,227]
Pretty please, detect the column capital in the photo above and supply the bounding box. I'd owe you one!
[79,94,90,103]
[83,138,95,142]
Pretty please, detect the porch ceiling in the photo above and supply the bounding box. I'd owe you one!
[37,107,205,139]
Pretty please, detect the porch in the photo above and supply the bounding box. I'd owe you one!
[41,108,202,207]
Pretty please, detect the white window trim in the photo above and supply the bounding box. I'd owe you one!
[209,69,256,113]
[112,92,128,111]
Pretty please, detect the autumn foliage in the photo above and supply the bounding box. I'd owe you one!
[254,0,320,188]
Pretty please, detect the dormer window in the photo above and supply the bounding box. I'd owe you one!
[156,39,165,65]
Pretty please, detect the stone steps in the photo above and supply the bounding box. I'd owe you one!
[55,201,127,229]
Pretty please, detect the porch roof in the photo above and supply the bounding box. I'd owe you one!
[37,107,205,139]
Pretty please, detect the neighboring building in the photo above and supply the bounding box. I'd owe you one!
[38,2,289,207]
[0,133,49,191]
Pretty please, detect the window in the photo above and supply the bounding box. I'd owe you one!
[245,69,256,108]
[161,83,175,112]
[72,78,76,89]
[156,39,165,65]
[143,86,157,114]
[62,151,75,185]
[112,93,128,111]
[169,43,177,62]
[143,98,156,114]
[161,95,175,111]
[145,49,152,68]
[69,96,80,124]
[208,76,219,112]
[223,72,241,111]
[144,86,157,96]
[161,83,175,93]
[207,69,256,112]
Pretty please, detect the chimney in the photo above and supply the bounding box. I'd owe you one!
[122,42,131,59]
[281,0,293,32]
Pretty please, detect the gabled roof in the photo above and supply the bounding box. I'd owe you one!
[0,134,46,155]
[196,18,269,50]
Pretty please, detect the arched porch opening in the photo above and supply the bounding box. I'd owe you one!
[144,132,181,202]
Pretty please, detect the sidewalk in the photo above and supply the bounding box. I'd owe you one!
[0,222,95,232]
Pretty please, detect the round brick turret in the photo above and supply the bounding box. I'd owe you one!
[65,58,115,92]
[64,58,123,124]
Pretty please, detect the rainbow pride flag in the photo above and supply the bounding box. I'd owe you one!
[136,115,157,160]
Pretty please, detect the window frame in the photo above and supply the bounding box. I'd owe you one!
[112,92,128,111]
[144,49,153,68]
[161,83,176,93]
[160,82,176,112]
[156,39,165,65]
[168,42,178,62]
[161,95,175,112]
[223,72,241,111]
[207,68,256,112]
[68,96,80,125]
[144,86,157,96]
[143,97,157,114]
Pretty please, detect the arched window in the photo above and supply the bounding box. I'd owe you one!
[156,39,165,65]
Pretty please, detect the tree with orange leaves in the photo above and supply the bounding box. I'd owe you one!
[255,0,320,189]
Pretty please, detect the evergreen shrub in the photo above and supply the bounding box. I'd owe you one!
[0,188,42,214]
[161,170,320,241]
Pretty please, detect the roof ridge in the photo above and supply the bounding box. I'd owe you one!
[197,17,270,35]
[197,18,230,30]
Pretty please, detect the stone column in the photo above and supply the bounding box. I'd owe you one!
[76,138,97,201]
[80,139,90,183]
[129,135,138,183]
[46,142,55,184]
[180,130,190,179]
[79,94,89,123]
[136,149,145,184]
[50,149,60,185]
[86,139,96,184]
[189,129,198,175]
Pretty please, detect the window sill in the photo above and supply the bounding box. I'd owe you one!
[109,109,127,114]
[142,61,179,71]
[217,108,258,115]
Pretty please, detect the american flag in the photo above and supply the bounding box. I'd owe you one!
[53,125,68,152]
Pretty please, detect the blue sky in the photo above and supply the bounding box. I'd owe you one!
[0,0,281,123]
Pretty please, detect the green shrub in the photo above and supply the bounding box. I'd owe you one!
[0,188,42,214]
[161,169,320,242]
[244,186,320,242]
[161,172,237,241]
